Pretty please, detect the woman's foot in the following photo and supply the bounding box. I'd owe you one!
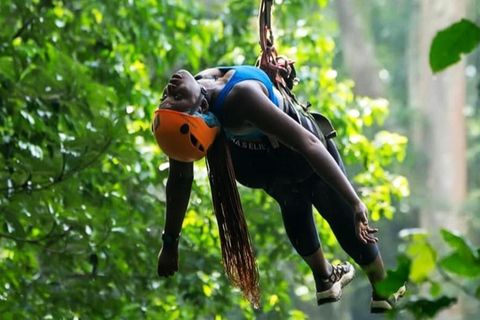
[316,261,355,305]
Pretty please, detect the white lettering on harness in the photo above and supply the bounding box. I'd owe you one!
[231,138,267,150]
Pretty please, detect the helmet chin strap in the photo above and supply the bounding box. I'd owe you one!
[188,86,208,115]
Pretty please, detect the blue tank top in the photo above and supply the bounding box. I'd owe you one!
[210,66,279,139]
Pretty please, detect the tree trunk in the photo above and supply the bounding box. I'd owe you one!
[409,0,467,319]
[334,0,386,98]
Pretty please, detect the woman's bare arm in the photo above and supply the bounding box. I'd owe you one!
[157,158,194,278]
[163,158,194,237]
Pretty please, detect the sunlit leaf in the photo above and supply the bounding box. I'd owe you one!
[289,309,308,320]
[407,242,437,282]
[317,0,328,8]
[202,284,212,297]
[92,8,103,24]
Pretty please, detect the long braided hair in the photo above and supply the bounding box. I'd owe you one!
[205,130,260,308]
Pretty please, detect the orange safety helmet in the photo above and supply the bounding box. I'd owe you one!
[152,87,219,162]
[152,109,219,162]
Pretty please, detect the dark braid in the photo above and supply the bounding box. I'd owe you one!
[206,130,260,308]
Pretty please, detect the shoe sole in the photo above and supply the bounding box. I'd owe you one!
[317,264,355,306]
[371,302,392,314]
[317,295,341,306]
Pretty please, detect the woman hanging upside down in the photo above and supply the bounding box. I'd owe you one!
[152,65,405,313]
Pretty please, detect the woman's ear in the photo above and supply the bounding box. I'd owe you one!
[197,85,209,113]
[200,98,209,113]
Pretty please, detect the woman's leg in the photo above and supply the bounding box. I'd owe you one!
[264,182,331,276]
[264,181,353,300]
[308,139,387,291]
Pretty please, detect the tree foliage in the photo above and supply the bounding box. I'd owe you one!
[1,0,409,319]
[377,229,480,319]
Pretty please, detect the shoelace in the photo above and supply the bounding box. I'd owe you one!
[322,263,349,283]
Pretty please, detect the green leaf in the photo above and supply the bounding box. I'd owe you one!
[375,255,410,297]
[429,19,480,73]
[429,281,441,297]
[404,296,457,319]
[441,229,476,254]
[0,56,15,80]
[289,309,308,320]
[3,210,26,238]
[407,242,437,282]
[440,229,480,261]
[476,285,480,300]
[439,230,480,277]
[317,0,328,8]
[439,252,480,277]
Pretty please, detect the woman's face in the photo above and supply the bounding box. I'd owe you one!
[159,70,201,113]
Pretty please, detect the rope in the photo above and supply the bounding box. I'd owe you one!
[257,0,282,83]
[257,0,303,107]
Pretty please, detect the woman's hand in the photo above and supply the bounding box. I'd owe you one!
[157,244,179,278]
[352,201,379,244]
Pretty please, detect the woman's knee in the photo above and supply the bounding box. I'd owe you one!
[352,244,380,266]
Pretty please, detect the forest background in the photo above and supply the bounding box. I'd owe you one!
[1,0,480,319]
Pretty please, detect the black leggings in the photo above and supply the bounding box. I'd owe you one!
[231,138,379,266]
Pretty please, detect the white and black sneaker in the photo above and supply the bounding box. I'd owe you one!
[370,284,407,313]
[316,261,355,305]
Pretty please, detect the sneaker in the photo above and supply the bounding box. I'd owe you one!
[316,261,355,305]
[370,284,407,313]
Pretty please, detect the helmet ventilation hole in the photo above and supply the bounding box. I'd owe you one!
[190,134,198,146]
[180,124,189,134]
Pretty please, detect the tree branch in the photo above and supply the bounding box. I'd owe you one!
[0,232,44,244]
[437,265,477,299]
[11,0,54,40]
[11,16,36,40]
[0,138,113,194]
[57,151,66,181]
[0,224,72,246]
